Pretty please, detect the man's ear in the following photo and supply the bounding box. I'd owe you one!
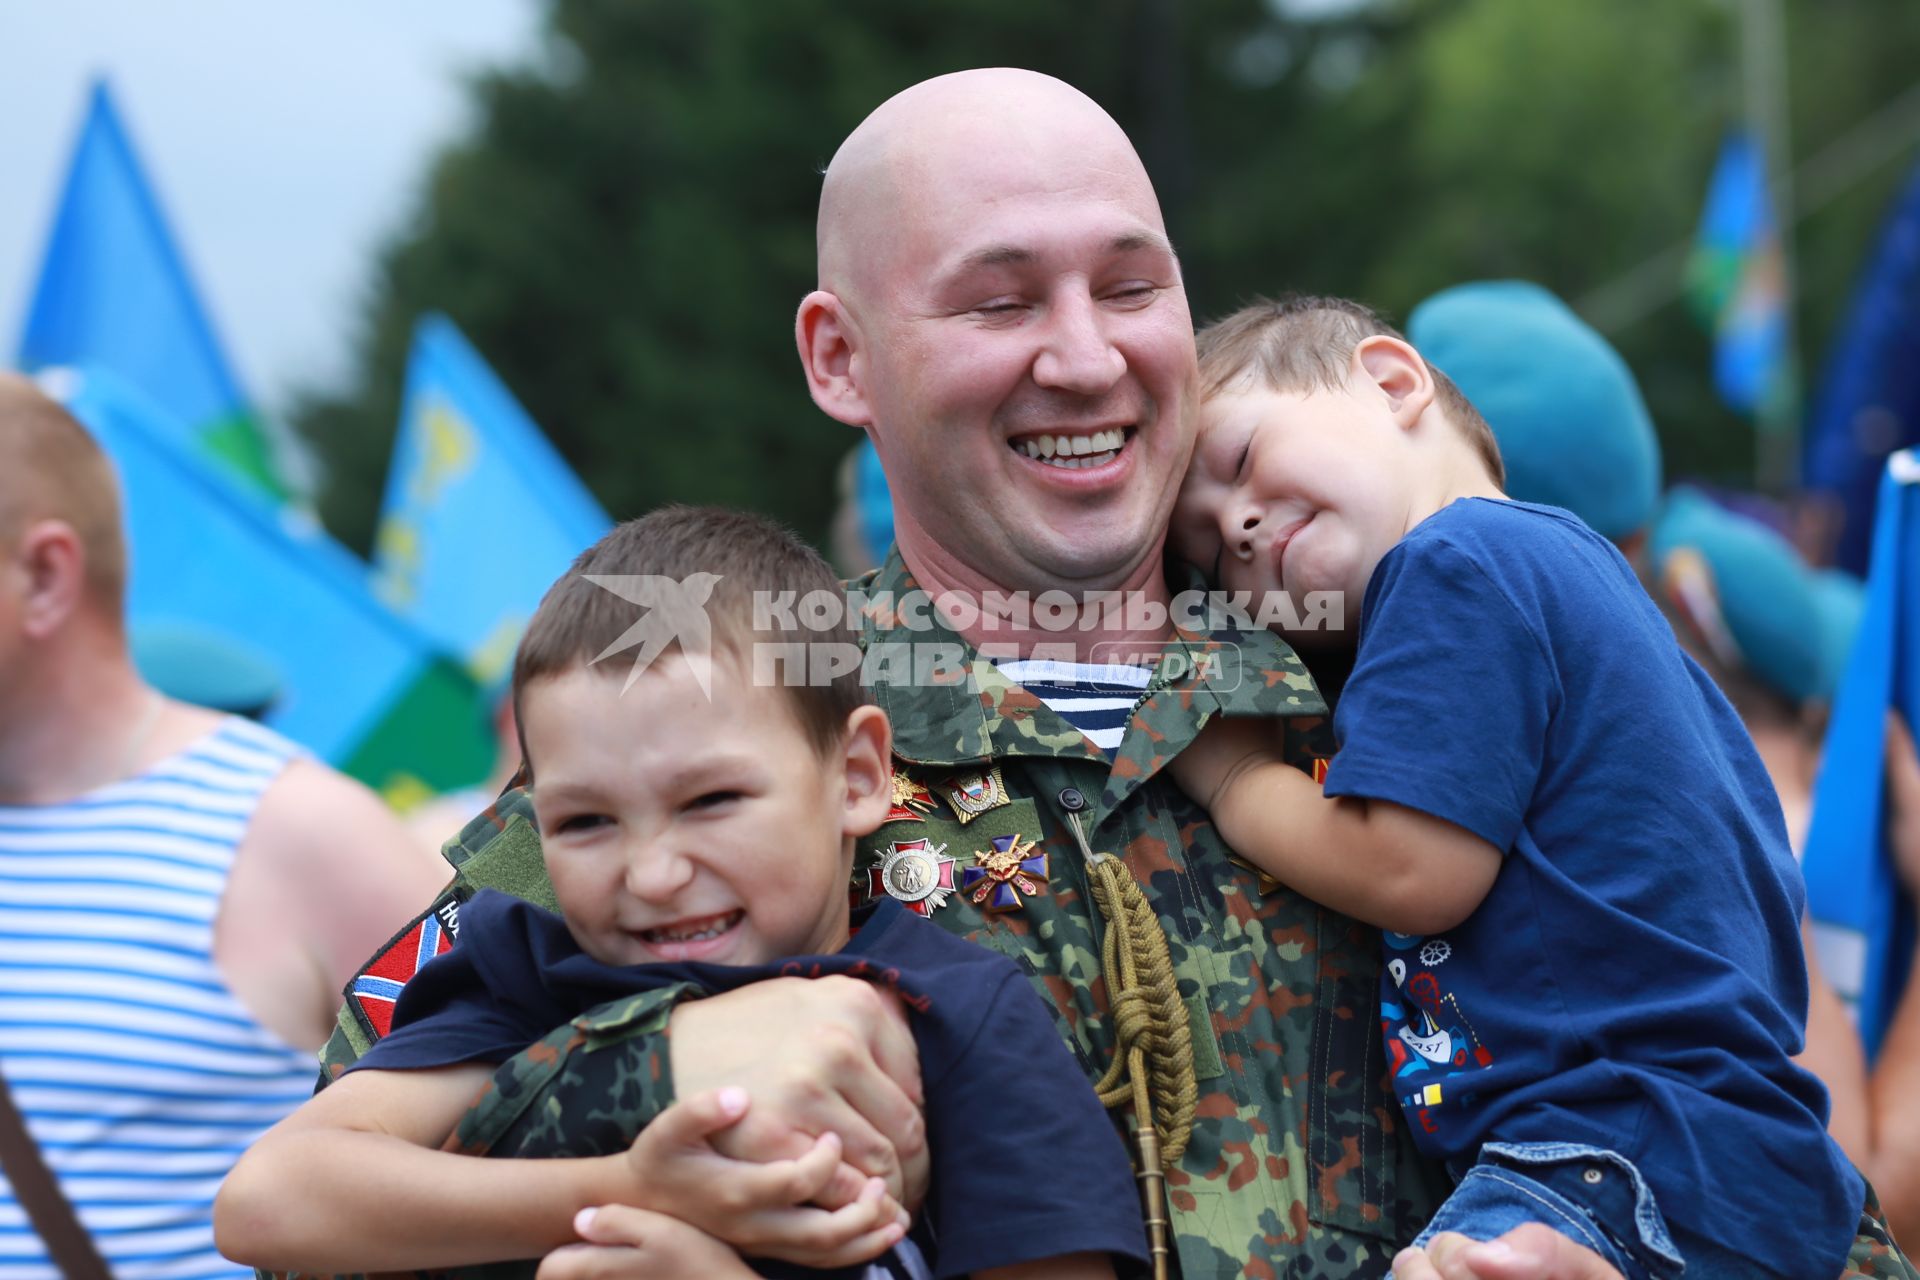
[796,291,875,428]
[1354,335,1436,429]
[12,520,88,641]
[839,704,894,838]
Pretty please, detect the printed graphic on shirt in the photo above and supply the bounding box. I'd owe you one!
[1380,930,1493,1134]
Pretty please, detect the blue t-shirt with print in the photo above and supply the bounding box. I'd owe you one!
[1320,498,1860,1278]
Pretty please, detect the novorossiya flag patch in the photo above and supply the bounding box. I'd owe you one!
[348,894,459,1039]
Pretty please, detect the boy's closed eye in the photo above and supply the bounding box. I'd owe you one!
[684,789,745,813]
[550,812,612,837]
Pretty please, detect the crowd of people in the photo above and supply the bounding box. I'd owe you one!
[1,65,1915,1280]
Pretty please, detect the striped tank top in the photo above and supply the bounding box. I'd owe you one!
[0,716,313,1279]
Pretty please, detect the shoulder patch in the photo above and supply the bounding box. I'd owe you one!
[347,892,460,1040]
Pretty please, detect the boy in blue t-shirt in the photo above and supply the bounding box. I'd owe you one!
[1166,296,1863,1280]
[216,507,1146,1280]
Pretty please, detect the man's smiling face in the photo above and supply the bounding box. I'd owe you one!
[816,74,1199,595]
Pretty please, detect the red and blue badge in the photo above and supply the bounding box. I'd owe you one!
[349,898,457,1039]
[963,833,1048,912]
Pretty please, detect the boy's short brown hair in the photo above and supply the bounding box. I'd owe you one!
[1196,294,1506,489]
[512,505,869,770]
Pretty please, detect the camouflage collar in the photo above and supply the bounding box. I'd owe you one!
[848,548,1327,777]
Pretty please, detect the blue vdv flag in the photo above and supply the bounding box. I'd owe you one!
[59,367,447,766]
[18,80,286,500]
[1687,132,1792,422]
[1804,450,1920,1060]
[372,315,610,687]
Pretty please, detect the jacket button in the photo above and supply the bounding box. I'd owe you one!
[1058,787,1087,812]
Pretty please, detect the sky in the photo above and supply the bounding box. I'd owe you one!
[0,2,543,423]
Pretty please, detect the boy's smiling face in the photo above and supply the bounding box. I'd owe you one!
[522,653,889,968]
[1171,382,1422,643]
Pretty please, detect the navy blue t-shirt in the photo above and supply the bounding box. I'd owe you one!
[1320,499,1860,1277]
[354,890,1148,1279]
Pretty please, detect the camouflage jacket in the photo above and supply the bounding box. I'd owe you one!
[316,551,1449,1279]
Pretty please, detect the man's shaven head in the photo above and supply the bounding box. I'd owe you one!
[0,375,128,617]
[1198,295,1505,488]
[511,506,869,771]
[801,69,1200,594]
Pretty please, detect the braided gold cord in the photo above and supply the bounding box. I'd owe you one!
[1085,855,1198,1162]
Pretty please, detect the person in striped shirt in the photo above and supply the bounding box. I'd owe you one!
[0,375,451,1279]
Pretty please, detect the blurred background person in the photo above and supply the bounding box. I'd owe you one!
[0,376,449,1278]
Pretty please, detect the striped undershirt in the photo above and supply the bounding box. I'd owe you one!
[993,658,1153,755]
[0,716,310,1280]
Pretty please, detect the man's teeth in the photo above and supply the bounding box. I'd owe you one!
[643,913,738,943]
[1014,429,1126,468]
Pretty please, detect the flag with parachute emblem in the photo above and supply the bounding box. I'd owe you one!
[373,315,610,688]
[58,368,490,797]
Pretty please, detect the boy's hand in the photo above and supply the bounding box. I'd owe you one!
[537,1206,756,1280]
[1169,715,1287,811]
[623,1087,909,1268]
[668,975,927,1209]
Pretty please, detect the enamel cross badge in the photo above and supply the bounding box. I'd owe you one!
[868,838,957,916]
[962,832,1048,912]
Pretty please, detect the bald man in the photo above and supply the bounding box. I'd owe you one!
[0,377,450,1278]
[326,72,1912,1280]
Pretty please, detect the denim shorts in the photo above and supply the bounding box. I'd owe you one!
[1395,1142,1686,1280]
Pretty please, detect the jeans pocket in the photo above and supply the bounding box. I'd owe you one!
[1405,1141,1685,1280]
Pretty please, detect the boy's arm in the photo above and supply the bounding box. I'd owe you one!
[1175,717,1502,936]
[216,1064,646,1274]
[218,1063,908,1276]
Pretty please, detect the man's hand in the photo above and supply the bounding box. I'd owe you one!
[621,1088,907,1267]
[535,1206,756,1280]
[1167,715,1285,811]
[668,976,928,1209]
[1391,1226,1627,1280]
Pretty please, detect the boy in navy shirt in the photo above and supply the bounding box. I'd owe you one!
[217,507,1146,1280]
[1166,296,1863,1279]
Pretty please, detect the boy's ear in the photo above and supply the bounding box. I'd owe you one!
[796,291,876,429]
[838,704,894,838]
[1354,335,1436,429]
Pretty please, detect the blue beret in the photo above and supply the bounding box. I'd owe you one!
[133,621,283,715]
[1408,281,1663,541]
[1649,488,1830,704]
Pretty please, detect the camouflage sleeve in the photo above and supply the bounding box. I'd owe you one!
[446,986,692,1160]
[1846,1181,1920,1279]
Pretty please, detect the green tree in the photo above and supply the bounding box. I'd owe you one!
[299,0,1920,549]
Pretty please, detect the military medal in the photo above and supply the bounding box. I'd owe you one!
[884,771,940,824]
[943,765,1010,823]
[867,838,957,915]
[962,833,1048,912]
